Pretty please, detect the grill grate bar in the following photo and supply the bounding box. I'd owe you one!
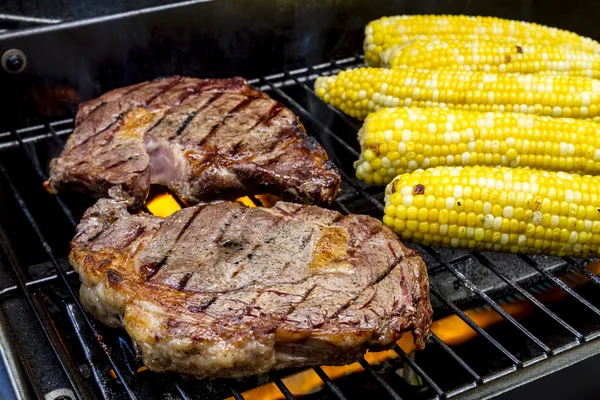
[173,381,192,400]
[0,119,73,151]
[519,254,600,316]
[12,129,77,228]
[471,252,584,342]
[0,161,138,398]
[393,345,443,398]
[564,257,600,287]
[0,269,77,298]
[298,64,363,131]
[230,388,245,400]
[0,162,92,399]
[258,77,360,158]
[11,131,45,178]
[251,57,364,91]
[427,248,552,355]
[429,333,481,383]
[357,358,403,400]
[333,199,352,214]
[429,285,521,366]
[313,367,349,400]
[271,376,296,400]
[44,122,67,147]
[65,303,122,400]
[338,169,385,213]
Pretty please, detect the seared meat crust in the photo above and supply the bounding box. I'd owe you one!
[71,197,432,378]
[45,76,341,206]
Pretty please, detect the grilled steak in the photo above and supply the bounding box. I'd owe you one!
[44,76,341,206]
[71,194,432,378]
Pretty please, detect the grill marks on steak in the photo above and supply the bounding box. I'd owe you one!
[45,76,341,206]
[70,197,432,378]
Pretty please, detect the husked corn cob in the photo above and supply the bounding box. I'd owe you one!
[373,33,560,64]
[381,39,600,78]
[355,107,600,185]
[314,67,600,120]
[365,15,600,66]
[384,166,600,257]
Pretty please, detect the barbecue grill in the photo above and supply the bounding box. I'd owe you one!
[2,1,600,399]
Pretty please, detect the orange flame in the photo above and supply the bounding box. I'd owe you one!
[237,196,258,208]
[146,193,259,216]
[146,193,182,217]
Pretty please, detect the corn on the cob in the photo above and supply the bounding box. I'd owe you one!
[365,15,600,66]
[314,67,600,120]
[372,33,560,64]
[381,39,600,78]
[355,107,600,185]
[384,166,600,257]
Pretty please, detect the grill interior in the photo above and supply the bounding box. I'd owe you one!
[1,56,600,400]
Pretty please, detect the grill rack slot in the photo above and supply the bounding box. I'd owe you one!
[0,55,598,399]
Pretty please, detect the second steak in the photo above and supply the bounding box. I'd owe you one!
[71,194,432,378]
[44,76,341,206]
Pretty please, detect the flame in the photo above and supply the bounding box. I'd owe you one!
[146,193,182,217]
[144,192,600,399]
[146,192,258,217]
[255,194,281,208]
[237,196,258,208]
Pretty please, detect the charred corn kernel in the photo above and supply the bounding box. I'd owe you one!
[381,39,600,78]
[354,107,600,185]
[365,15,600,66]
[384,166,600,257]
[315,68,600,120]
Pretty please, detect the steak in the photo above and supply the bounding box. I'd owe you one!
[44,76,341,206]
[71,193,432,378]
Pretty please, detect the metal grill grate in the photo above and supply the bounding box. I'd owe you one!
[0,14,61,33]
[1,55,600,399]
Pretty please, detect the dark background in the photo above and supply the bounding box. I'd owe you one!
[2,0,600,129]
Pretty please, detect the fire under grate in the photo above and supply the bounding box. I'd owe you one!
[1,55,600,400]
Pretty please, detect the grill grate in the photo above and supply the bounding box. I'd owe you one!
[0,55,600,399]
[0,14,61,33]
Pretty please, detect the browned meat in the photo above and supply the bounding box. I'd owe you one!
[71,194,432,378]
[44,76,341,206]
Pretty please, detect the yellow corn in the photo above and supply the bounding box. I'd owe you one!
[373,33,561,65]
[355,107,600,185]
[365,15,600,66]
[314,67,600,120]
[384,166,600,257]
[381,39,600,78]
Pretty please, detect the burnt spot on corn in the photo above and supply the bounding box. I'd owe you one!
[413,184,425,195]
[516,45,523,54]
[390,178,400,194]
[505,55,511,63]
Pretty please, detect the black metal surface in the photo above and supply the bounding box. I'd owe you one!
[0,56,599,400]
[3,0,600,131]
